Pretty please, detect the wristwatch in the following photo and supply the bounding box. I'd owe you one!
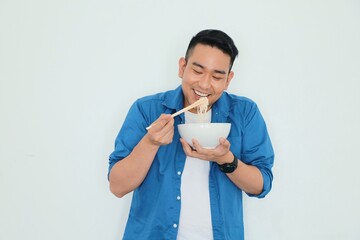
[218,153,238,173]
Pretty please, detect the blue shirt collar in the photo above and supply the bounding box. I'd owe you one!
[162,85,184,113]
[212,92,231,123]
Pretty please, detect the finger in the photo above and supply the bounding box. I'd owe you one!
[147,116,174,144]
[149,128,174,145]
[157,121,175,144]
[162,125,175,144]
[218,137,231,150]
[148,114,173,131]
[185,139,211,159]
[156,114,172,125]
[158,117,174,136]
[180,138,196,156]
[192,139,207,154]
[159,113,172,121]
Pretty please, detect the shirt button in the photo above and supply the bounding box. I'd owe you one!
[173,224,178,228]
[177,171,181,176]
[177,196,181,200]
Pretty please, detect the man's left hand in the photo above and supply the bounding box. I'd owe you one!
[179,137,233,164]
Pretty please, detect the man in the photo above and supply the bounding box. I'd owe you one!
[108,29,274,240]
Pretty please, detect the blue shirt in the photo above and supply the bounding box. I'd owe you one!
[109,86,274,240]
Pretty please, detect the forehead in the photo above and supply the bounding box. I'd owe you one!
[188,44,231,71]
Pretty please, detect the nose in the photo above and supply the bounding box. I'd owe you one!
[198,74,211,90]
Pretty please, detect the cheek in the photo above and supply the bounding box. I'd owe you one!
[181,77,191,88]
[182,73,198,85]
[212,81,228,93]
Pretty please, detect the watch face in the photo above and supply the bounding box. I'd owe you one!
[219,163,236,173]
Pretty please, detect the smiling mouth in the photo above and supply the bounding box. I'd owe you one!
[194,89,210,97]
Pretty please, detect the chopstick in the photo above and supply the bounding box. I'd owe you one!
[146,97,208,130]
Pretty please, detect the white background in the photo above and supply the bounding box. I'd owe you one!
[1,0,360,239]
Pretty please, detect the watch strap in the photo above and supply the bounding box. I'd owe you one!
[218,153,238,173]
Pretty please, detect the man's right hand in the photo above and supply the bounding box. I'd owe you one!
[146,114,174,146]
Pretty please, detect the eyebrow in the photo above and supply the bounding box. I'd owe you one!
[192,62,226,75]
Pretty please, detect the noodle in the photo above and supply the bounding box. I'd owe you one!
[196,97,209,122]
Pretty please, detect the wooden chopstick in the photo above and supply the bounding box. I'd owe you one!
[146,97,208,130]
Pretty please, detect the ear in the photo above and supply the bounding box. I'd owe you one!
[224,71,234,90]
[178,57,187,78]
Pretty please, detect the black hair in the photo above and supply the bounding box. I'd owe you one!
[185,29,239,71]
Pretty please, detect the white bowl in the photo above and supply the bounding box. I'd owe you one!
[178,123,231,149]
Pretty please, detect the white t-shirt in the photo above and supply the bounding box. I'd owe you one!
[177,110,213,240]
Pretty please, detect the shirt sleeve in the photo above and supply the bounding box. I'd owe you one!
[108,100,148,178]
[240,102,274,198]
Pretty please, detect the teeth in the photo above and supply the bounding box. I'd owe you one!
[194,90,209,97]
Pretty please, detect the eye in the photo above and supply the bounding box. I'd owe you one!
[213,76,223,80]
[193,69,202,74]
